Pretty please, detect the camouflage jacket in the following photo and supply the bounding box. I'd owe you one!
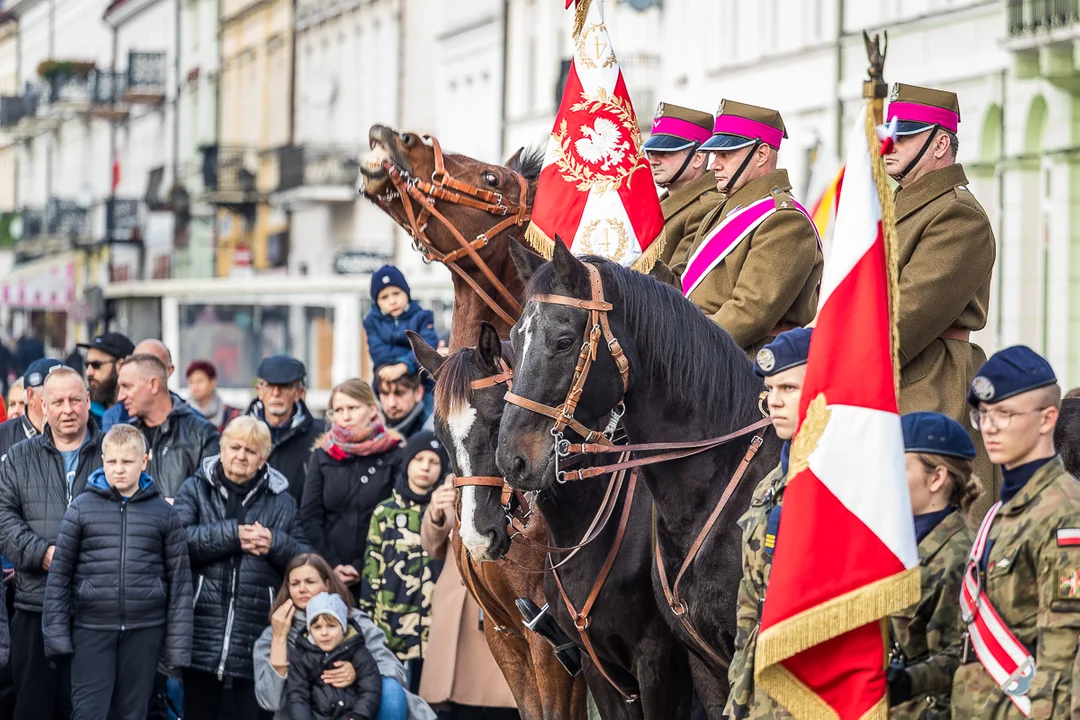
[725,464,793,720]
[950,457,1080,718]
[888,509,973,719]
[359,487,441,662]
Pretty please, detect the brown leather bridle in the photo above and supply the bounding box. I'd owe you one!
[382,134,530,327]
[451,357,521,509]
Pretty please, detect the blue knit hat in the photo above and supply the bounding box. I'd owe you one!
[967,345,1057,407]
[306,592,349,635]
[901,412,976,459]
[371,265,411,304]
[754,328,813,378]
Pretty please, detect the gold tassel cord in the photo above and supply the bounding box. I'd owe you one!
[628,228,667,275]
[523,221,556,260]
[572,0,593,40]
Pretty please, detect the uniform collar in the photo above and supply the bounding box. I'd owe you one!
[661,173,718,219]
[1000,455,1065,515]
[894,163,969,221]
[916,508,968,564]
[722,168,791,214]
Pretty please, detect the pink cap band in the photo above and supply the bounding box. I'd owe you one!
[711,115,784,149]
[651,116,713,144]
[886,101,959,133]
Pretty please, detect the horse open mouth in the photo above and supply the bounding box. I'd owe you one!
[360,127,410,202]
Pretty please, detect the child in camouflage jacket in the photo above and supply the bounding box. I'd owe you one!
[359,432,449,678]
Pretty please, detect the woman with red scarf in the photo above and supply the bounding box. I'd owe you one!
[300,379,404,590]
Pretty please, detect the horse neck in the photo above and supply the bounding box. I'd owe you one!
[446,245,526,349]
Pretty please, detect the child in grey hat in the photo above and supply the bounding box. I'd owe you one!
[286,592,382,720]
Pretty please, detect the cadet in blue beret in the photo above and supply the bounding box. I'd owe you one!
[951,345,1080,718]
[727,327,812,717]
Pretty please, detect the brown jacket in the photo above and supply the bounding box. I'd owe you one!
[659,172,723,268]
[894,163,997,508]
[418,503,516,709]
[671,169,822,352]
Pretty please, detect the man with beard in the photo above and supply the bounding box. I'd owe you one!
[246,355,323,501]
[77,333,134,426]
[378,372,432,440]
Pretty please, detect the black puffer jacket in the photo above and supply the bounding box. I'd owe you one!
[246,399,323,501]
[0,586,7,668]
[174,456,308,680]
[0,414,39,460]
[128,398,220,498]
[285,624,382,720]
[300,446,402,575]
[0,426,104,612]
[41,469,193,665]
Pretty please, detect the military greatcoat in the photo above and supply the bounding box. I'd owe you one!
[951,458,1080,717]
[888,510,973,718]
[658,173,723,268]
[894,163,996,506]
[725,464,793,720]
[670,169,822,354]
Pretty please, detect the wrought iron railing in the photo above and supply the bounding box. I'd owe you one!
[126,51,166,98]
[107,197,140,241]
[277,146,360,191]
[48,72,93,105]
[93,71,128,104]
[201,145,259,195]
[18,207,47,239]
[1008,0,1080,35]
[46,198,89,239]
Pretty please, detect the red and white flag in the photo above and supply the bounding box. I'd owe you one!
[111,150,121,192]
[754,103,921,718]
[524,0,664,269]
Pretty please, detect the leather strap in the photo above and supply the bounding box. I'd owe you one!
[454,476,505,489]
[470,359,514,390]
[940,326,971,342]
[503,391,614,446]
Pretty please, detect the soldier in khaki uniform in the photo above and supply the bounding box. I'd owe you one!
[883,84,997,505]
[642,102,722,269]
[887,412,979,718]
[950,346,1080,717]
[725,328,811,720]
[670,101,822,354]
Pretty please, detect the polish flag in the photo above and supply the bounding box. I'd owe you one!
[112,150,121,192]
[754,103,921,718]
[525,0,664,270]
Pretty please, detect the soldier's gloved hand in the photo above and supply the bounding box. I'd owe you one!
[886,665,913,706]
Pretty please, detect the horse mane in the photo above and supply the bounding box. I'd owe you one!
[507,146,545,182]
[434,340,518,419]
[526,257,761,425]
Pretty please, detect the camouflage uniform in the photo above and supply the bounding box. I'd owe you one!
[359,489,440,662]
[950,457,1080,717]
[725,464,793,720]
[888,510,973,718]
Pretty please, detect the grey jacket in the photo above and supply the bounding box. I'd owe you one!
[253,607,435,720]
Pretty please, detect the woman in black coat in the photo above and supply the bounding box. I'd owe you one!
[174,416,308,720]
[300,380,402,591]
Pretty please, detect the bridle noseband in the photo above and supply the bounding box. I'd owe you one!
[383,134,530,327]
[451,357,519,508]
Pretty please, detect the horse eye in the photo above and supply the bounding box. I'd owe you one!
[483,171,498,187]
[402,134,415,146]
[556,338,573,352]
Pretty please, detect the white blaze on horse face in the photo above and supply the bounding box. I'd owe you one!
[447,401,490,557]
[520,305,537,361]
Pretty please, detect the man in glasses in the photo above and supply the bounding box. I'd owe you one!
[76,332,135,426]
[952,345,1080,717]
[247,355,323,501]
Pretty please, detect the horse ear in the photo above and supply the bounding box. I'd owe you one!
[407,331,446,377]
[508,237,546,282]
[551,235,588,290]
[477,322,503,372]
[504,147,524,167]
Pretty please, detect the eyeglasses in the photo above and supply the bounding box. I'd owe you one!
[85,360,117,371]
[256,380,300,394]
[969,406,1049,431]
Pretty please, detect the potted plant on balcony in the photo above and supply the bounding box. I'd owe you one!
[37,60,97,82]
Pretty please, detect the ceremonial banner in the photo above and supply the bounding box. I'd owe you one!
[525,0,664,270]
[754,104,921,718]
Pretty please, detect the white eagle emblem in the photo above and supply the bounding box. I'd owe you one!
[574,117,629,172]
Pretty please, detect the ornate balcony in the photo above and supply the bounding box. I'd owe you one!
[125,52,166,104]
[274,145,359,204]
[1004,0,1080,90]
[106,197,141,242]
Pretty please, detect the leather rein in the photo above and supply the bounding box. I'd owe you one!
[383,134,530,327]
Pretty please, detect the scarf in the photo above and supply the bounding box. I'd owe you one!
[387,401,426,437]
[396,472,438,506]
[251,400,305,444]
[321,418,401,461]
[193,392,226,428]
[215,461,263,611]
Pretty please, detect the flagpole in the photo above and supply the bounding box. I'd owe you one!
[862,31,901,401]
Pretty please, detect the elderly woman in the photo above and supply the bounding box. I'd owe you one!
[5,377,24,419]
[253,553,435,720]
[174,416,307,720]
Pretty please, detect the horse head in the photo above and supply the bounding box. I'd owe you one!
[497,241,629,492]
[409,323,516,561]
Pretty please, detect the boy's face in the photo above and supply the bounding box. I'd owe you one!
[376,286,409,317]
[102,445,149,497]
[408,450,443,491]
[310,614,345,652]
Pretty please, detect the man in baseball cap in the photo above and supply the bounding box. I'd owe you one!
[76,333,135,425]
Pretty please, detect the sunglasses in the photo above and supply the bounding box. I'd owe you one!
[86,360,118,371]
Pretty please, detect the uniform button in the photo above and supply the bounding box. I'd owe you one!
[361,476,369,483]
[369,467,376,473]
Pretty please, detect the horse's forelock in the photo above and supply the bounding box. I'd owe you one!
[434,341,517,422]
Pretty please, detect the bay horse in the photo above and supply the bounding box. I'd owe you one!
[360,128,587,720]
[410,323,694,720]
[495,242,783,717]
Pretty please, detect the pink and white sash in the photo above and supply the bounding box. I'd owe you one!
[960,501,1036,716]
[680,196,818,299]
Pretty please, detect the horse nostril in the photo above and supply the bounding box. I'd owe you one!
[511,455,526,478]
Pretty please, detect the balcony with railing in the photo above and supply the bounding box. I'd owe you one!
[1008,0,1080,36]
[201,145,263,212]
[12,207,49,263]
[1005,0,1080,87]
[274,145,359,203]
[125,51,167,103]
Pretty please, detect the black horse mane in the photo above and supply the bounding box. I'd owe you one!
[526,257,761,424]
[434,340,517,419]
[507,146,545,181]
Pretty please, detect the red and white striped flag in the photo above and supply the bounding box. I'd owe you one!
[754,103,921,718]
[524,0,664,270]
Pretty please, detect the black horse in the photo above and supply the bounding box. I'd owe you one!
[496,241,783,717]
[410,324,693,720]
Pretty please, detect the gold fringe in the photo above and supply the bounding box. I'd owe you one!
[863,103,902,402]
[523,222,556,259]
[756,663,840,720]
[755,566,920,671]
[629,228,667,275]
[572,0,592,39]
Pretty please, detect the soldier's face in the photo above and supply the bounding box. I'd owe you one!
[647,148,693,186]
[710,144,770,194]
[976,391,1058,468]
[763,365,807,441]
[884,129,937,181]
[904,454,948,515]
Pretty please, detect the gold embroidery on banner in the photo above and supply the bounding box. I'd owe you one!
[789,393,830,478]
[577,218,631,264]
[575,23,617,70]
[550,89,644,194]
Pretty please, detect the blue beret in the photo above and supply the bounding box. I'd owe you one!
[255,355,306,385]
[967,345,1056,406]
[754,328,812,378]
[24,358,66,389]
[901,411,976,459]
